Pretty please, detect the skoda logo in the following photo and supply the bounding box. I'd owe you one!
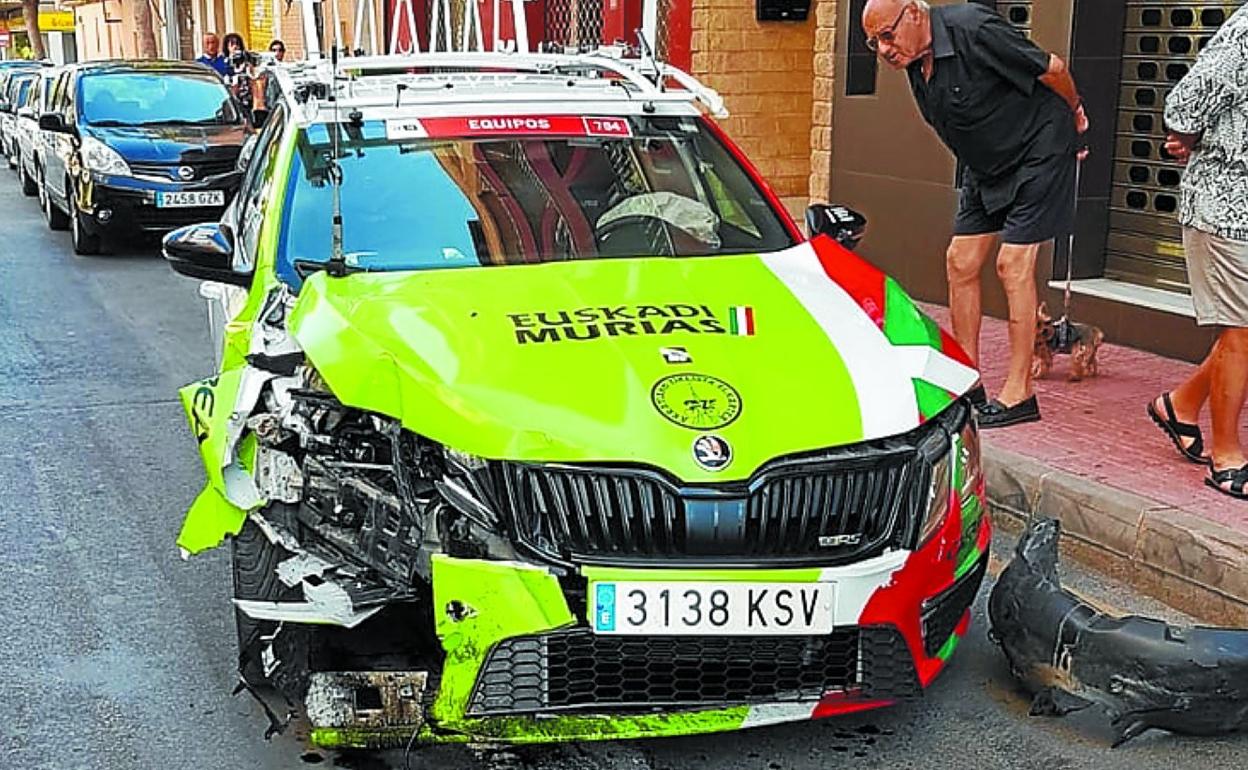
[692,434,732,472]
[176,165,195,181]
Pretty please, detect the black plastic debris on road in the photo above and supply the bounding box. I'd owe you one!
[988,517,1248,746]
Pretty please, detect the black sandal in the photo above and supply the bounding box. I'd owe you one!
[1206,463,1248,500]
[1147,393,1210,465]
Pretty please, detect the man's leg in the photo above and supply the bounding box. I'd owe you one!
[1163,336,1217,423]
[945,234,999,366]
[995,242,1042,406]
[1209,328,1248,474]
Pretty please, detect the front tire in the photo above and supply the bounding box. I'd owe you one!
[19,159,36,196]
[42,173,69,231]
[68,190,101,255]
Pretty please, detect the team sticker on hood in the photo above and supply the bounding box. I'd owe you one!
[507,305,756,344]
[651,373,742,430]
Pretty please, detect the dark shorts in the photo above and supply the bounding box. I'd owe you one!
[953,153,1077,245]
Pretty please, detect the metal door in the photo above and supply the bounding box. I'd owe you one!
[1106,2,1241,291]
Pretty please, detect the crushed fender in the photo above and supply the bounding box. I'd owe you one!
[988,518,1248,746]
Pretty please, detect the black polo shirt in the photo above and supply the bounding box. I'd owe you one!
[907,3,1077,214]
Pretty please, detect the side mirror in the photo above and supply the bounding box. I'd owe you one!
[162,223,252,287]
[38,113,69,133]
[236,133,258,171]
[806,204,868,251]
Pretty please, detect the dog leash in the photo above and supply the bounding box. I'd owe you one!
[1052,156,1083,353]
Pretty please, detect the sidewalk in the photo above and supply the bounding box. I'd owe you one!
[922,304,1248,626]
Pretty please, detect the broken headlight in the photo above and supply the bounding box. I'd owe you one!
[915,401,975,546]
[918,438,952,546]
[957,418,983,501]
[436,446,506,544]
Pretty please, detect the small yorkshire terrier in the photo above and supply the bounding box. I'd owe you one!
[1032,302,1104,382]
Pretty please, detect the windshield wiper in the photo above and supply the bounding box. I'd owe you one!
[293,258,367,279]
[87,120,132,127]
[136,118,230,126]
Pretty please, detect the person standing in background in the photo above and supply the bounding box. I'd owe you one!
[1148,7,1248,499]
[196,33,227,76]
[861,0,1088,428]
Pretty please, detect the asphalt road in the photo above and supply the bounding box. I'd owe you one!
[0,178,1244,770]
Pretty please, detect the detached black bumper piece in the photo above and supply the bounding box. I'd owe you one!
[988,518,1248,746]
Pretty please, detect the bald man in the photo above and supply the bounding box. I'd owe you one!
[862,0,1087,428]
[197,33,228,76]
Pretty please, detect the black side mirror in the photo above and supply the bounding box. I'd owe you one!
[38,113,69,133]
[806,204,868,251]
[162,223,252,287]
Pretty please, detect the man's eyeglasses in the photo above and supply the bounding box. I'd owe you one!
[866,4,910,52]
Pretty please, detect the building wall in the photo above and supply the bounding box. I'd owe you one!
[690,0,816,200]
[76,0,169,60]
[808,0,835,203]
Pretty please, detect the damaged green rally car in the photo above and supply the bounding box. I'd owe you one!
[163,52,990,749]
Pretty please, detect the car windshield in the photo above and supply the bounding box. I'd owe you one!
[79,72,240,126]
[276,116,796,286]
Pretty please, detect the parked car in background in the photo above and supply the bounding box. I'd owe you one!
[36,60,250,254]
[0,61,47,155]
[14,68,55,198]
[0,69,40,169]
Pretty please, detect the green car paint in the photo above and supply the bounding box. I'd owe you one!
[314,554,772,747]
[310,705,755,748]
[286,255,868,483]
[881,278,955,421]
[430,555,577,725]
[176,370,256,553]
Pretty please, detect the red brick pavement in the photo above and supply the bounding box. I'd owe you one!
[921,304,1248,534]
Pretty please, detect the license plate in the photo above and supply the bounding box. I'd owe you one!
[591,582,834,636]
[156,190,224,208]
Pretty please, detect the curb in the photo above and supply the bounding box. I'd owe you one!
[983,441,1248,627]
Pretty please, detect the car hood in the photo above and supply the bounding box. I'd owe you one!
[81,123,247,163]
[287,238,979,481]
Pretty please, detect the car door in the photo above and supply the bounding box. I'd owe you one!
[16,75,40,164]
[43,71,72,204]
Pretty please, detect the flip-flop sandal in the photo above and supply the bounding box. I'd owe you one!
[1206,463,1248,500]
[1147,393,1210,465]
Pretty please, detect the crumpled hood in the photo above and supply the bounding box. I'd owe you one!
[287,238,978,481]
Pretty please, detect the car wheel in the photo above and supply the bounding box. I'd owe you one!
[43,174,69,231]
[231,517,301,685]
[19,160,36,196]
[68,190,102,256]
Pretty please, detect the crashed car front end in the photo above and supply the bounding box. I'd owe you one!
[174,237,991,748]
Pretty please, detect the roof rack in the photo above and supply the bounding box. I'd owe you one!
[265,50,727,125]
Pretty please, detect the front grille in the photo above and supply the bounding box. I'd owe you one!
[468,629,862,716]
[130,157,238,180]
[920,553,988,657]
[493,407,963,566]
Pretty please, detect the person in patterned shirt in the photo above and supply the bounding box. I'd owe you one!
[1149,6,1248,499]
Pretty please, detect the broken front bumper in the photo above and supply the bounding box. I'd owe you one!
[988,518,1248,746]
[307,508,991,748]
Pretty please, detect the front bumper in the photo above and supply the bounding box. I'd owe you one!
[308,500,990,748]
[78,171,240,235]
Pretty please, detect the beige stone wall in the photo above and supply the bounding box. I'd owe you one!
[809,0,835,202]
[690,0,816,199]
